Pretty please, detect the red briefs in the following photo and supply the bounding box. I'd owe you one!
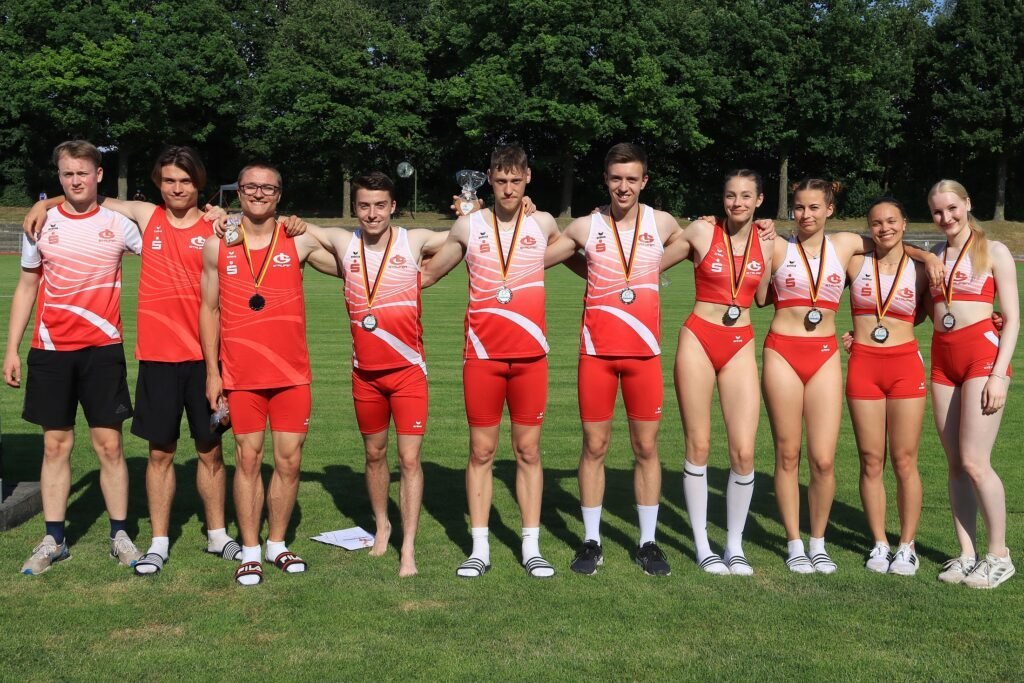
[226,385,311,434]
[931,318,1012,387]
[463,356,547,427]
[352,364,428,435]
[764,332,838,385]
[578,355,663,422]
[683,314,754,373]
[846,340,926,400]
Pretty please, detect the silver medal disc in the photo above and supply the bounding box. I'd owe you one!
[362,314,378,331]
[620,287,636,305]
[725,305,741,322]
[805,308,823,326]
[942,312,955,330]
[871,325,889,343]
[496,286,513,304]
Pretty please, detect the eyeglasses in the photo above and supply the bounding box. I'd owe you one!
[239,183,281,196]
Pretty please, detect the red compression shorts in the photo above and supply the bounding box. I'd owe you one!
[352,364,428,435]
[931,318,1012,387]
[226,384,311,434]
[578,355,663,422]
[846,340,926,400]
[463,356,548,427]
[682,314,754,373]
[764,332,839,385]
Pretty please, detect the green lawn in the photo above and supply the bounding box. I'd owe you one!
[0,254,1021,680]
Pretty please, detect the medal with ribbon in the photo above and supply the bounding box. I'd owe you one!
[940,231,974,331]
[796,237,827,326]
[610,206,642,305]
[491,207,523,304]
[240,223,281,311]
[722,222,756,323]
[359,228,395,331]
[870,251,909,343]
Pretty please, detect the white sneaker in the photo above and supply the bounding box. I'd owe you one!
[865,543,891,573]
[962,552,1015,589]
[937,555,977,584]
[888,543,919,576]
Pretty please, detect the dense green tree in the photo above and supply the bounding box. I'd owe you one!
[930,0,1024,220]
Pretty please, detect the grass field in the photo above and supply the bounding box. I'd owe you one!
[0,253,1022,681]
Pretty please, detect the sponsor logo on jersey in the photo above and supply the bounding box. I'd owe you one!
[639,232,655,244]
[48,234,59,244]
[710,260,724,273]
[151,238,163,251]
[827,273,843,285]
[747,261,763,272]
[955,271,969,282]
[99,229,116,240]
[390,254,407,266]
[272,252,291,266]
[595,241,606,253]
[899,287,914,299]
[521,235,537,247]
[860,286,872,296]
[350,261,361,273]
[226,264,238,276]
[190,236,207,249]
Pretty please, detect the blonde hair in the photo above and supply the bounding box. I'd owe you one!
[929,179,988,274]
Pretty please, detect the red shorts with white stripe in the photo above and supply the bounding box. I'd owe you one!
[578,355,663,422]
[463,356,548,427]
[764,332,838,385]
[682,314,754,373]
[931,319,1012,387]
[352,364,428,435]
[846,340,926,400]
[226,385,311,434]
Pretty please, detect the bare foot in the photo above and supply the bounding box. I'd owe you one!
[399,547,418,577]
[369,520,391,557]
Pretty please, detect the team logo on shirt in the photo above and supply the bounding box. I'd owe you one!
[747,261,762,272]
[189,236,207,249]
[273,253,291,267]
[955,271,969,282]
[639,233,655,245]
[99,229,115,241]
[390,254,407,266]
[521,235,537,247]
[899,287,913,299]
[827,274,843,285]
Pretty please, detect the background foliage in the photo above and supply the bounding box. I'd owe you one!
[0,0,1021,218]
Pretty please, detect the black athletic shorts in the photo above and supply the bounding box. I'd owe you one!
[130,360,220,446]
[23,344,133,428]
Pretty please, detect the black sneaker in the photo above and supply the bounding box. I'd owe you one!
[570,540,604,575]
[635,541,671,576]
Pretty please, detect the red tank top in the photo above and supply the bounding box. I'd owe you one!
[217,224,311,390]
[341,227,425,371]
[136,207,212,362]
[693,221,766,308]
[850,254,918,323]
[580,206,663,357]
[463,210,548,360]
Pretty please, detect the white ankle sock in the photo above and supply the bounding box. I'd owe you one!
[207,528,232,551]
[582,506,602,544]
[637,504,659,546]
[788,539,806,559]
[726,469,754,555]
[683,462,711,557]
[521,527,540,562]
[237,545,262,586]
[470,527,490,564]
[147,536,169,559]
[809,536,826,557]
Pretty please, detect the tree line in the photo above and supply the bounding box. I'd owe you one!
[1,0,1021,220]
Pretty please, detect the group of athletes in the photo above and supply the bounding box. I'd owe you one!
[4,139,1016,589]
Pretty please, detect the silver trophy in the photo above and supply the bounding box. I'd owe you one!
[223,214,242,247]
[455,169,486,216]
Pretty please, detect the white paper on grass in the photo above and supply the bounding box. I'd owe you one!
[310,526,375,550]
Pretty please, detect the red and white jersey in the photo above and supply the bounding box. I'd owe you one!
[22,205,142,351]
[850,254,918,323]
[694,221,766,308]
[342,227,425,372]
[771,236,845,311]
[580,206,663,357]
[929,248,996,304]
[136,207,212,362]
[218,225,311,390]
[463,210,548,360]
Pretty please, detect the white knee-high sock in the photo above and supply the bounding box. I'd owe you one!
[683,462,711,558]
[582,506,602,545]
[726,469,755,555]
